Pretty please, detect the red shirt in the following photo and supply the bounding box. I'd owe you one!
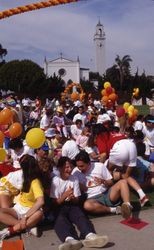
[96,132,126,156]
[0,163,18,177]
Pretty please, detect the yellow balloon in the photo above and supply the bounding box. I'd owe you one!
[104,82,111,89]
[25,128,45,149]
[127,105,134,112]
[128,111,133,118]
[123,102,130,111]
[0,148,6,162]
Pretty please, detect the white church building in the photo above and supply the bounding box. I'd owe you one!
[44,21,106,84]
[44,55,89,85]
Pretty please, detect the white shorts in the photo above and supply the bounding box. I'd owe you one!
[13,203,30,220]
[109,139,137,167]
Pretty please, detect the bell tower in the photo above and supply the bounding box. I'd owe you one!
[94,20,106,76]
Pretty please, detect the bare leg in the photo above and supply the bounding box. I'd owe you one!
[0,208,18,226]
[84,199,110,214]
[127,176,143,192]
[0,195,13,208]
[109,179,130,203]
[13,210,43,232]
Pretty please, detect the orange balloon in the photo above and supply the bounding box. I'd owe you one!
[71,92,79,101]
[9,122,23,139]
[101,89,107,96]
[0,108,13,125]
[0,131,4,146]
[108,93,117,102]
[102,95,109,103]
[133,108,139,116]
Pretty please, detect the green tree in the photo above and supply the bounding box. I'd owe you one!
[115,55,132,89]
[105,65,120,90]
[44,73,65,98]
[0,59,46,96]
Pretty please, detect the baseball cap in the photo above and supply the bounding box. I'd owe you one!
[40,142,49,151]
[45,128,56,138]
[147,120,154,123]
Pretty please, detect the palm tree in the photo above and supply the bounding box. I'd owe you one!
[115,55,132,89]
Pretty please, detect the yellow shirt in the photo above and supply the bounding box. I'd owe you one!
[19,179,44,208]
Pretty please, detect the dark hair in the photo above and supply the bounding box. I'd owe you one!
[75,119,82,125]
[91,124,109,137]
[57,156,72,169]
[9,138,23,150]
[87,134,96,147]
[136,142,146,156]
[38,157,53,172]
[20,154,41,193]
[134,130,144,141]
[75,150,90,164]
[125,126,135,139]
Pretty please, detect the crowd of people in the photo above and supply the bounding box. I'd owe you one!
[0,92,154,250]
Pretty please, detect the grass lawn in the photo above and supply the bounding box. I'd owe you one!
[134,105,150,116]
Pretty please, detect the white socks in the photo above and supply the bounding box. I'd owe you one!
[137,189,145,199]
[110,207,117,213]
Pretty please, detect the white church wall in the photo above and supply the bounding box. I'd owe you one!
[45,59,80,85]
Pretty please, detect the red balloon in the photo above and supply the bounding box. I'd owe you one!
[106,87,113,95]
[116,107,125,118]
[9,122,23,139]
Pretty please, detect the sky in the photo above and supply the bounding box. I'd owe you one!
[0,0,154,75]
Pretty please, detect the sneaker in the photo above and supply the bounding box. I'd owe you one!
[121,203,132,219]
[59,242,71,250]
[140,196,149,207]
[59,239,82,250]
[82,233,109,248]
[115,206,121,215]
[0,228,10,247]
[29,227,38,237]
[0,228,9,241]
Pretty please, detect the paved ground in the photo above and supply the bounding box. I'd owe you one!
[1,207,154,250]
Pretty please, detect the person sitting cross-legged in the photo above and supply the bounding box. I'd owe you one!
[0,155,44,243]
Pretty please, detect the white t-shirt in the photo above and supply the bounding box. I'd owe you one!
[0,169,23,190]
[72,162,112,198]
[40,114,50,130]
[70,124,82,140]
[142,124,154,147]
[50,175,81,198]
[133,120,143,131]
[10,145,34,168]
[62,140,80,160]
[73,113,88,126]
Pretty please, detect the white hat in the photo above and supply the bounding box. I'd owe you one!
[97,114,111,124]
[45,128,56,138]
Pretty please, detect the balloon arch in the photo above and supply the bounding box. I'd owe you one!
[0,0,80,20]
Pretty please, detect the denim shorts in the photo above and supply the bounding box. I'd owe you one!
[90,188,122,207]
